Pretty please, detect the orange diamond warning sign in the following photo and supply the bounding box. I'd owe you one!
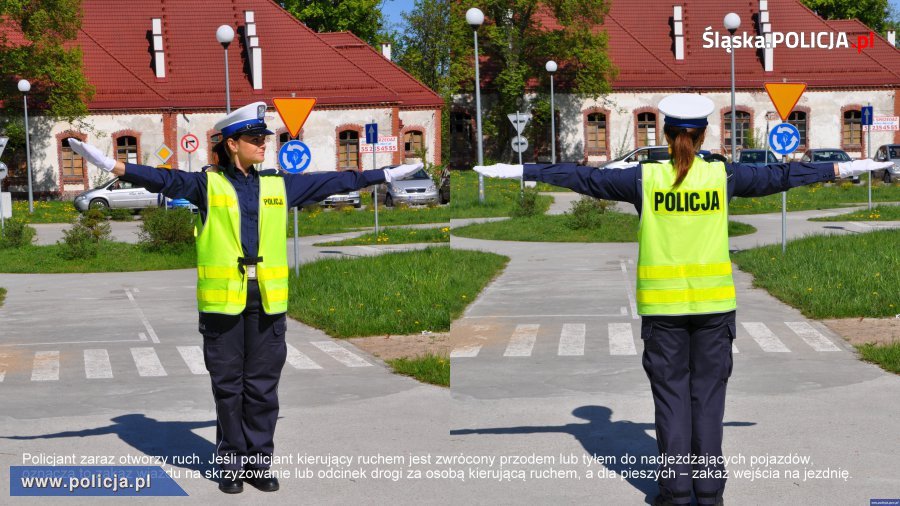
[273,98,317,139]
[765,83,807,122]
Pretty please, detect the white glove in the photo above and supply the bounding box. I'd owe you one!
[384,162,424,183]
[68,138,116,172]
[473,163,524,179]
[837,159,893,178]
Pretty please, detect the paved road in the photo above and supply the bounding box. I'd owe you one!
[0,239,456,503]
[448,205,900,505]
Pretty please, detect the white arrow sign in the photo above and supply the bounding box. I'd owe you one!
[511,136,529,153]
[507,113,532,135]
[0,136,8,158]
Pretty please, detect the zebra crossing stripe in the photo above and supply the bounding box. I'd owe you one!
[450,345,482,358]
[0,354,8,382]
[131,347,167,377]
[608,323,637,355]
[503,324,539,357]
[84,349,113,379]
[742,322,791,352]
[176,346,208,375]
[32,351,59,381]
[310,341,372,367]
[785,322,841,352]
[285,344,323,370]
[558,324,586,356]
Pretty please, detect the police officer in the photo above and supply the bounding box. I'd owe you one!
[474,94,891,506]
[69,102,422,494]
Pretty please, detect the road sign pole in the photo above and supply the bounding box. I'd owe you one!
[517,111,524,196]
[782,155,788,254]
[293,207,300,277]
[867,102,872,211]
[372,120,379,236]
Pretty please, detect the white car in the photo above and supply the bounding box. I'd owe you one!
[602,145,669,169]
[73,178,159,211]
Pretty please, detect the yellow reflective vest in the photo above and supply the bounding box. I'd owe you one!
[196,172,289,315]
[636,157,736,316]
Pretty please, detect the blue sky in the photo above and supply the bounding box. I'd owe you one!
[381,0,413,31]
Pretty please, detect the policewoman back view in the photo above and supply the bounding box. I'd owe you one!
[69,101,422,495]
[474,93,891,506]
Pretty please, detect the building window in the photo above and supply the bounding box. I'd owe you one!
[724,110,752,148]
[636,112,657,147]
[278,132,291,152]
[115,136,138,164]
[842,109,862,146]
[787,111,807,148]
[338,130,359,169]
[585,112,607,153]
[404,130,424,156]
[61,138,85,182]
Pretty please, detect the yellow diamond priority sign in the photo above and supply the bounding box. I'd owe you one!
[155,144,173,163]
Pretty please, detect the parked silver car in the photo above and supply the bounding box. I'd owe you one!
[73,178,160,211]
[602,145,669,169]
[799,149,858,184]
[320,191,361,208]
[873,144,900,183]
[372,166,439,207]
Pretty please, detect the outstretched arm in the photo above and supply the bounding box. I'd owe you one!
[474,162,640,206]
[284,162,424,208]
[729,160,890,198]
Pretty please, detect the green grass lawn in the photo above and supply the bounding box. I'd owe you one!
[11,200,79,223]
[287,246,508,338]
[312,226,450,246]
[450,170,552,218]
[731,229,900,319]
[730,181,900,215]
[809,204,900,222]
[452,212,757,242]
[0,242,195,273]
[385,354,449,387]
[856,343,900,374]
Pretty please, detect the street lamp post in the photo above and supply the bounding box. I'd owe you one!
[216,25,235,113]
[545,60,558,164]
[18,79,34,213]
[724,13,740,162]
[466,7,485,203]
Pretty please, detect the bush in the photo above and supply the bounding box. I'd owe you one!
[58,209,111,259]
[138,207,195,250]
[106,208,134,221]
[511,187,541,218]
[0,218,36,249]
[564,196,613,230]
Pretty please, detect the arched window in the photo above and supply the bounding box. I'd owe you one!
[115,135,138,164]
[585,112,607,154]
[787,111,808,148]
[842,109,862,147]
[338,130,359,169]
[724,110,752,148]
[404,130,424,156]
[61,137,86,182]
[636,112,657,147]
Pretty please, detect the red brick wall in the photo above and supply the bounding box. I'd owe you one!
[163,112,178,168]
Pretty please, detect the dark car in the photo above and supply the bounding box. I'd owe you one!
[737,149,778,167]
[799,149,858,183]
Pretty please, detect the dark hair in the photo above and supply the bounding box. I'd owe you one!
[663,124,706,188]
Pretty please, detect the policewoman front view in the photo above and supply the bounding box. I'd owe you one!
[474,94,891,506]
[69,102,422,495]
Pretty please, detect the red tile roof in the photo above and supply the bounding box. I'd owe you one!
[520,0,900,91]
[5,0,442,111]
[319,31,444,108]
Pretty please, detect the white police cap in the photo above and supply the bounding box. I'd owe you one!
[214,101,274,138]
[658,94,715,128]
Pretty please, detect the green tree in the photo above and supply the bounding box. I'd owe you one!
[801,0,893,33]
[283,0,387,46]
[0,0,93,172]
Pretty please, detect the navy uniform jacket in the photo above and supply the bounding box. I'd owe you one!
[121,163,385,258]
[523,158,837,215]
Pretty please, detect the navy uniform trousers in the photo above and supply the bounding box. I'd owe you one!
[640,310,736,505]
[200,280,288,472]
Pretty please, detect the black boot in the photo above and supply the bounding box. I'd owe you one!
[244,469,280,492]
[218,470,242,494]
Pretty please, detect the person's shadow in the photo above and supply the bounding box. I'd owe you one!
[2,414,217,482]
[451,405,755,504]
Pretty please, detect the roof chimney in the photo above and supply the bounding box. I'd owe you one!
[759,0,773,72]
[888,31,896,47]
[381,43,392,61]
[244,11,263,89]
[673,5,684,61]
[152,18,165,79]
